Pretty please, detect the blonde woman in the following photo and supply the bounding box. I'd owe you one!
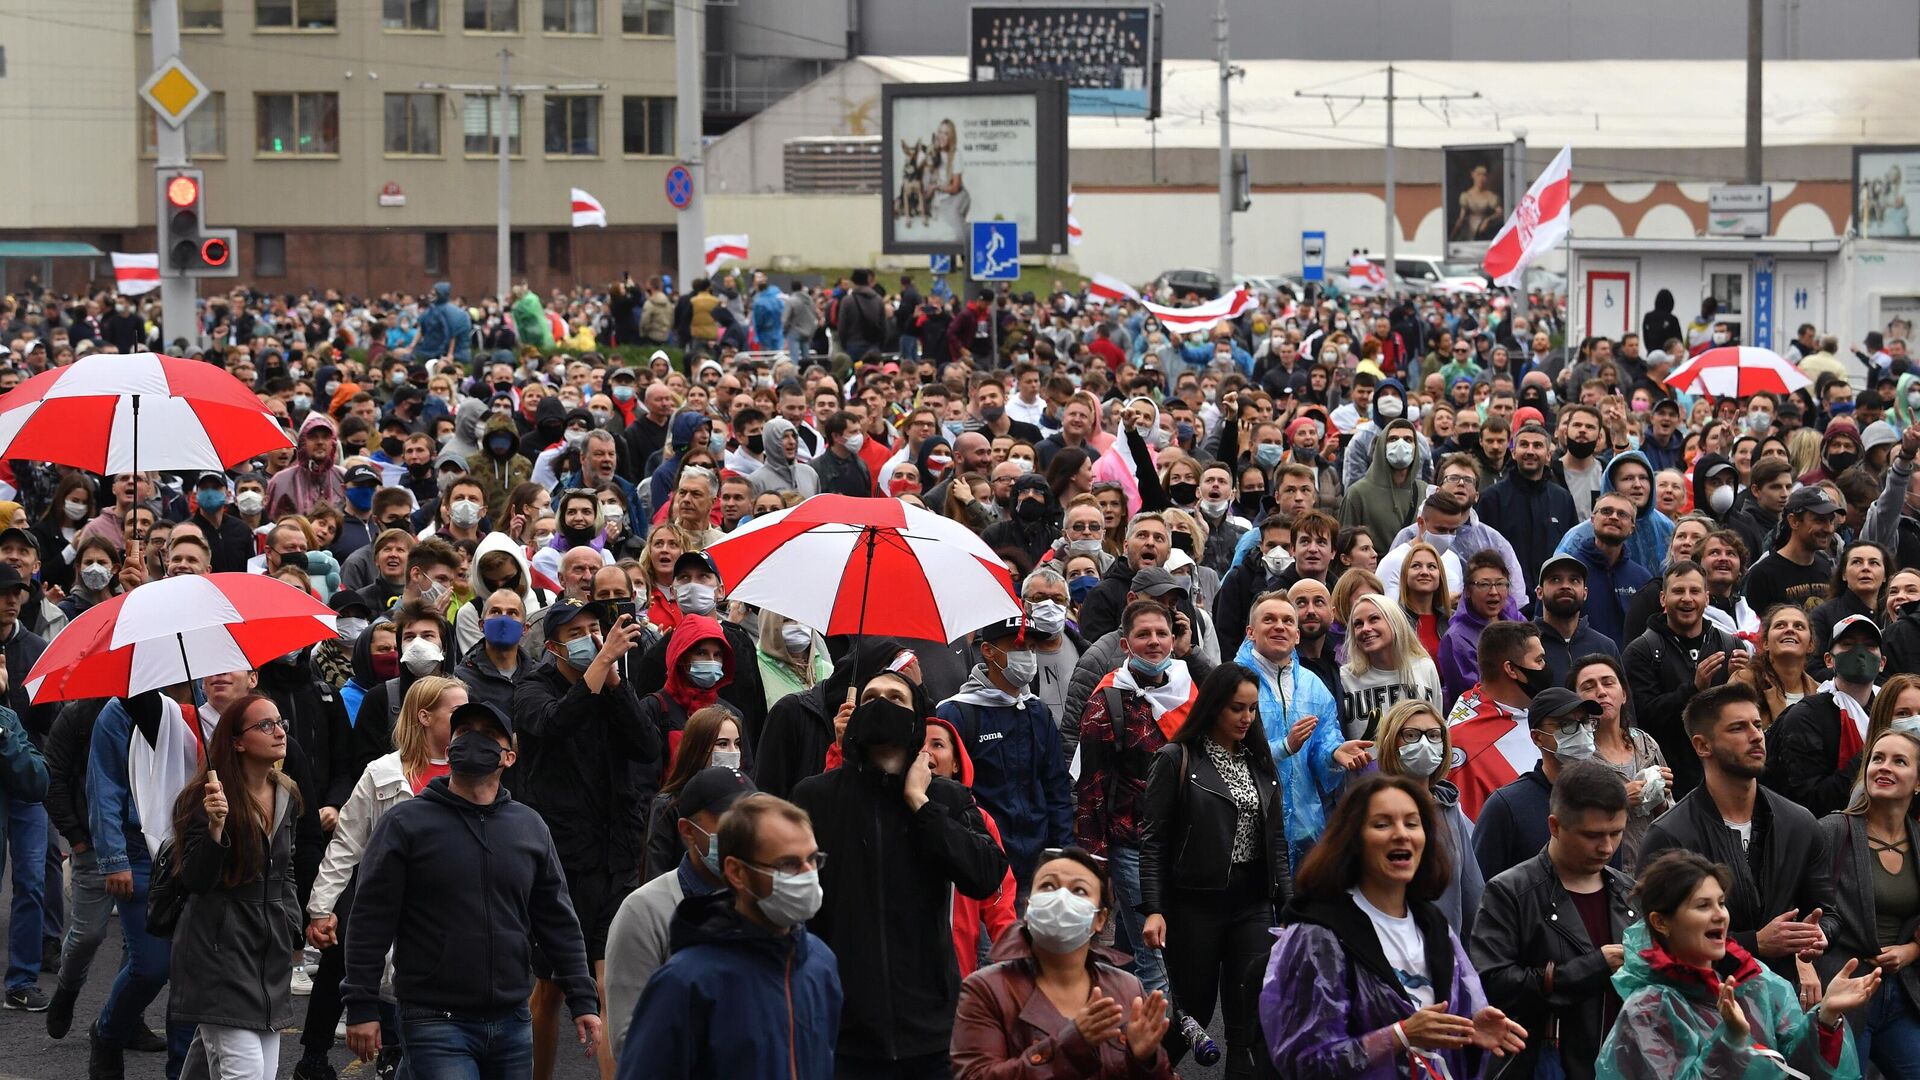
[1376,698,1484,932]
[1787,426,1824,481]
[300,675,467,1079]
[1340,593,1443,742]
[1396,540,1453,661]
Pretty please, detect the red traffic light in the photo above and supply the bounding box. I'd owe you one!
[199,237,230,267]
[165,175,200,208]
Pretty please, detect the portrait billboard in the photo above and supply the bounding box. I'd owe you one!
[882,80,1069,256]
[1444,144,1513,256]
[1854,146,1920,239]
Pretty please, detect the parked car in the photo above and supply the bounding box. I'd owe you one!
[1155,268,1222,301]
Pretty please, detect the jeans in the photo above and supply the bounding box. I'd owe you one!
[57,847,114,996]
[1857,978,1920,1080]
[898,334,920,363]
[1105,845,1169,996]
[398,1005,532,1080]
[96,853,173,1046]
[0,792,47,991]
[1162,865,1275,1079]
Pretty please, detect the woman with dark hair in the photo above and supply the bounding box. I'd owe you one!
[502,480,551,547]
[1811,540,1891,661]
[35,471,97,593]
[1259,773,1524,1078]
[168,693,304,1078]
[951,847,1176,1078]
[1569,654,1673,872]
[1045,446,1094,505]
[1138,663,1283,1075]
[641,705,748,882]
[1335,526,1379,578]
[1597,850,1874,1078]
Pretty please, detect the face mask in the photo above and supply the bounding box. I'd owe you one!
[1128,653,1173,679]
[1398,738,1443,778]
[1376,396,1404,419]
[401,636,444,676]
[449,499,483,528]
[1711,332,1730,346]
[844,432,865,453]
[1566,438,1598,459]
[781,623,813,654]
[1384,440,1415,469]
[1199,497,1232,518]
[380,436,406,459]
[1835,647,1882,685]
[563,634,599,670]
[980,405,1006,424]
[1908,391,1920,410]
[612,385,635,402]
[1168,481,1198,506]
[419,579,450,609]
[686,659,726,688]
[1746,410,1772,433]
[483,615,524,648]
[1069,575,1098,604]
[746,433,765,455]
[997,648,1038,684]
[601,506,626,529]
[675,581,717,616]
[750,866,823,929]
[942,421,966,443]
[1709,485,1737,515]
[63,499,88,522]
[564,428,588,450]
[1827,451,1859,473]
[489,435,515,457]
[1014,499,1047,524]
[1547,721,1597,761]
[590,409,613,426]
[709,748,742,771]
[1424,532,1454,555]
[346,487,376,512]
[447,730,505,778]
[1512,661,1555,701]
[235,490,265,516]
[1027,600,1067,636]
[1254,443,1284,468]
[1025,887,1099,953]
[79,564,113,592]
[334,616,367,643]
[1263,544,1294,577]
[1894,717,1920,738]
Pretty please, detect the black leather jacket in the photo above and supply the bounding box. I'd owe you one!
[1137,738,1287,914]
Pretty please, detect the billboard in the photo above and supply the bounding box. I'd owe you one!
[881,80,1070,256]
[1854,146,1920,239]
[969,5,1160,119]
[1443,144,1513,257]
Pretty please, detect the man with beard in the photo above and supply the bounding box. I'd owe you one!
[1638,683,1837,986]
[1744,487,1840,617]
[1286,579,1343,726]
[1699,529,1760,640]
[1480,423,1575,602]
[1553,405,1608,521]
[1622,561,1744,796]
[1532,554,1620,686]
[1564,493,1652,649]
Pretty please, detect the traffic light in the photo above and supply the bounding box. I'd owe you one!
[155,167,237,278]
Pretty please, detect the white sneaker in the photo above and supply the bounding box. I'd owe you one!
[290,965,313,997]
[335,1018,347,1039]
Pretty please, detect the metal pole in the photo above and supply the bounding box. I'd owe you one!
[495,49,512,301]
[1215,0,1232,284]
[1745,0,1763,184]
[675,0,707,289]
[150,0,195,353]
[1383,64,1396,292]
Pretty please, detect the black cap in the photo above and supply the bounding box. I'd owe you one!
[542,597,594,639]
[1128,566,1185,599]
[977,615,1028,644]
[449,700,513,739]
[327,588,374,618]
[1651,397,1682,413]
[677,766,758,818]
[672,550,720,583]
[344,464,382,488]
[1529,688,1601,725]
[0,564,31,594]
[0,527,38,553]
[1785,486,1842,516]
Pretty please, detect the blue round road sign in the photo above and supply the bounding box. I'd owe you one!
[665,166,693,210]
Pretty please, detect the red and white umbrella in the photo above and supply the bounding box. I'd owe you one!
[705,494,1019,643]
[0,352,291,475]
[26,573,337,704]
[1665,345,1812,399]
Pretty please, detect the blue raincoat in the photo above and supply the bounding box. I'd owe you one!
[1233,639,1343,869]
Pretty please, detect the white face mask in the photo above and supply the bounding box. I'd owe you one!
[1376,396,1404,419]
[752,867,823,929]
[1384,440,1416,469]
[63,500,89,523]
[1398,738,1443,778]
[1027,600,1067,636]
[675,581,717,616]
[448,499,483,528]
[781,623,812,654]
[844,433,865,453]
[79,563,113,592]
[235,490,265,516]
[400,636,443,675]
[1025,887,1099,953]
[334,616,368,643]
[709,748,742,771]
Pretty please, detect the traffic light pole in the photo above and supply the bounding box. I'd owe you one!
[149,0,196,353]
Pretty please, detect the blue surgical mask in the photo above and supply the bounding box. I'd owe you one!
[345,487,375,512]
[686,659,725,688]
[292,394,312,412]
[197,488,227,513]
[1068,575,1098,604]
[942,420,966,442]
[563,634,598,670]
[1254,443,1284,468]
[612,385,635,402]
[689,819,721,876]
[1128,654,1173,679]
[483,615,524,648]
[709,432,726,455]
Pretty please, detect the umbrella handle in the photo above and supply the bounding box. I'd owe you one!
[126,395,140,564]
[175,631,206,763]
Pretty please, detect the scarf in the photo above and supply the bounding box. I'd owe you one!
[1819,679,1874,765]
[1103,658,1196,741]
[130,696,215,855]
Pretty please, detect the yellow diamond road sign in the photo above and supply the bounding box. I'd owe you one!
[141,57,210,128]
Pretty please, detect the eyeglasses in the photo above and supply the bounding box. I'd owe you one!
[1592,507,1634,520]
[1544,717,1599,735]
[1399,729,1445,746]
[748,851,828,876]
[1041,846,1109,866]
[245,717,288,735]
[1468,579,1510,592]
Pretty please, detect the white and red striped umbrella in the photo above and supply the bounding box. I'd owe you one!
[26,573,337,704]
[1666,345,1812,399]
[0,352,291,474]
[705,494,1019,643]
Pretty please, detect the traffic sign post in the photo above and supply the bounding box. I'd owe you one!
[1302,231,1326,282]
[665,165,694,211]
[930,254,952,274]
[969,222,1020,283]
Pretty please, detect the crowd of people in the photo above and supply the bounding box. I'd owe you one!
[0,266,1918,1080]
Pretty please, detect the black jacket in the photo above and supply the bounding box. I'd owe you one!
[1621,613,1739,794]
[1075,556,1139,646]
[342,778,598,1024]
[1817,811,1920,1013]
[258,652,355,809]
[1467,850,1636,1080]
[1891,602,1920,678]
[193,510,258,574]
[1138,739,1287,912]
[1212,542,1285,652]
[1763,691,1861,818]
[42,698,104,850]
[453,642,522,720]
[751,640,895,799]
[511,656,663,880]
[2,623,52,739]
[170,782,302,1030]
[1639,782,1839,981]
[790,727,1007,1062]
[1479,468,1579,597]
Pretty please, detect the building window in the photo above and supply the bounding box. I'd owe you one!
[544,95,599,157]
[548,231,571,271]
[620,95,673,156]
[383,0,440,30]
[256,233,288,277]
[143,93,226,156]
[256,0,338,30]
[462,94,521,156]
[464,0,518,32]
[256,92,339,156]
[384,93,442,155]
[510,232,527,274]
[542,0,596,34]
[141,0,225,30]
[425,232,448,275]
[620,0,670,35]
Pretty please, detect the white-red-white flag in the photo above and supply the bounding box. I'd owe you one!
[1141,288,1255,336]
[112,252,160,296]
[570,188,607,228]
[1087,273,1139,305]
[1346,254,1387,292]
[1067,194,1083,247]
[704,234,748,273]
[1482,145,1572,288]
[1445,689,1542,822]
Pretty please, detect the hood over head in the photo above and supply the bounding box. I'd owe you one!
[923,715,974,787]
[664,613,734,707]
[1370,377,1407,425]
[1690,451,1737,514]
[670,410,710,453]
[296,411,340,470]
[432,281,453,303]
[762,416,798,471]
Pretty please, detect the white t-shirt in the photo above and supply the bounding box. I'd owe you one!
[1350,888,1436,1008]
[1723,817,1753,854]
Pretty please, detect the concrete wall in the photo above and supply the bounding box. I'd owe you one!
[0,5,138,229]
[704,62,889,195]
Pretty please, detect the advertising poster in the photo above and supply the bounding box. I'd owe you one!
[882,82,1068,255]
[1856,147,1920,238]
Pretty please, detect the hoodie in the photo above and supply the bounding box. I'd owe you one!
[924,715,1019,978]
[1338,418,1424,551]
[453,530,549,655]
[935,662,1074,886]
[647,411,711,516]
[264,411,344,519]
[749,416,821,500]
[752,638,903,798]
[440,395,489,465]
[1551,451,1676,577]
[1339,378,1433,490]
[466,412,532,519]
[1640,289,1683,356]
[415,280,473,364]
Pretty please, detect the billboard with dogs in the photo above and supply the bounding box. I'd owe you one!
[881,80,1070,257]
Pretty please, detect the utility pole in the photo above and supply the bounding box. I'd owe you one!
[1215,0,1233,284]
[675,0,706,289]
[1298,66,1479,291]
[149,0,194,352]
[421,56,601,300]
[1745,0,1763,184]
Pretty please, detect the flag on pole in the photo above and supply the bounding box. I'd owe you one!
[111,253,160,296]
[704,234,749,273]
[1482,145,1573,288]
[570,188,607,228]
[1346,254,1387,292]
[1067,194,1083,247]
[1086,273,1139,305]
[1140,287,1256,336]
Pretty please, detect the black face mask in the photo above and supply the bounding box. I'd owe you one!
[1015,498,1047,523]
[1168,481,1199,505]
[447,730,505,777]
[406,461,431,478]
[1169,532,1195,554]
[1566,438,1598,459]
[1827,451,1859,474]
[848,696,919,757]
[1513,662,1555,701]
[746,434,765,455]
[561,522,596,547]
[381,436,406,458]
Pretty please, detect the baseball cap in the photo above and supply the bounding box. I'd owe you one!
[1785,486,1842,516]
[1529,688,1601,724]
[606,366,636,383]
[1832,613,1882,647]
[344,464,382,488]
[1539,552,1588,580]
[0,526,36,554]
[327,588,374,619]
[0,564,30,594]
[977,615,1027,644]
[541,597,594,639]
[677,766,758,818]
[1651,396,1682,414]
[449,700,513,739]
[195,471,230,490]
[672,550,719,583]
[1129,566,1186,599]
